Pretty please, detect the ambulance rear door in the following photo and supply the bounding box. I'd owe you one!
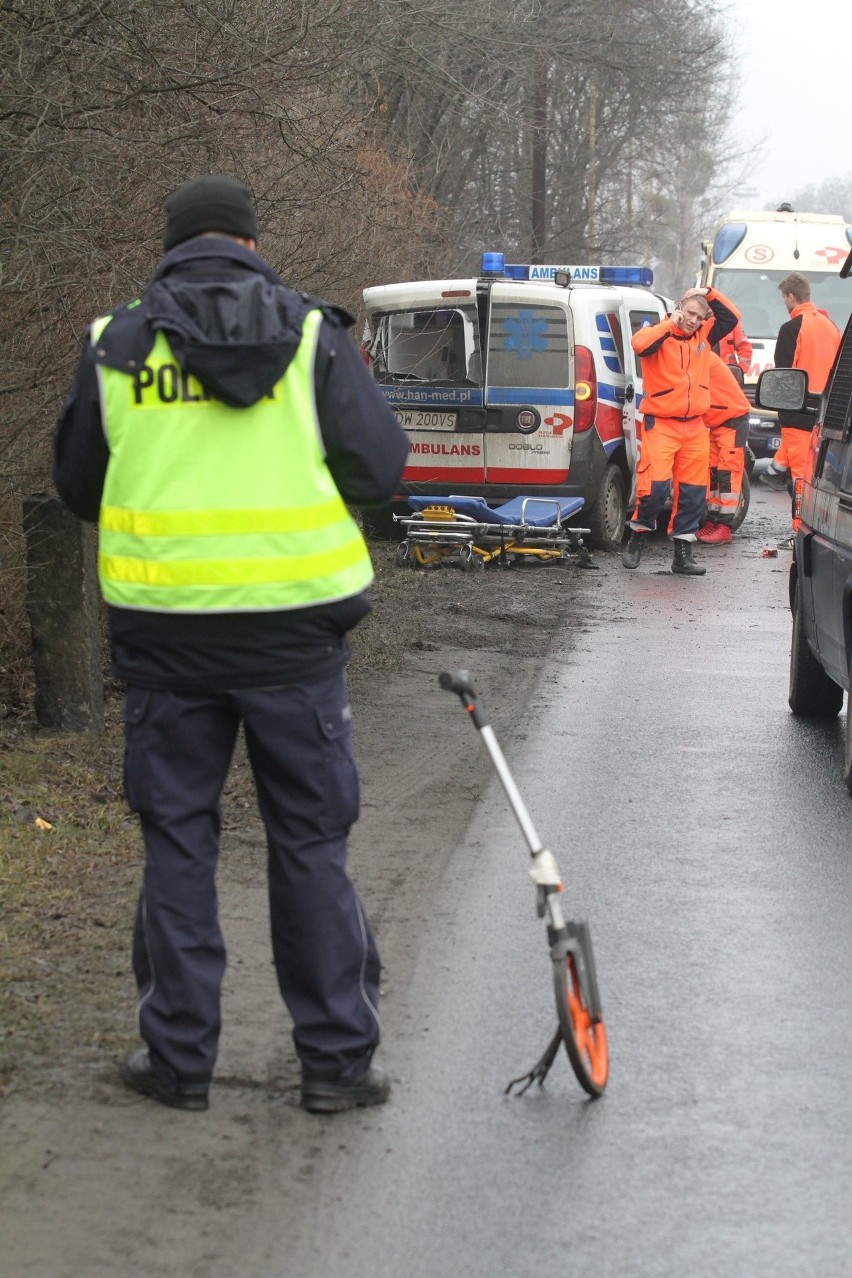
[483,281,574,489]
[363,282,487,492]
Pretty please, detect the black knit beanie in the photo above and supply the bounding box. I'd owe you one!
[163,175,258,251]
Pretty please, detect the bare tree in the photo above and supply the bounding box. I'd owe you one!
[0,0,433,711]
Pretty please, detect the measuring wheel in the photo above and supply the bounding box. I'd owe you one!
[553,939,609,1097]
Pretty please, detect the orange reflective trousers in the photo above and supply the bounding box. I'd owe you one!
[705,425,744,528]
[773,428,811,532]
[631,416,709,537]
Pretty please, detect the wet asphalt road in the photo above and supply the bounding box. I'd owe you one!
[288,482,852,1278]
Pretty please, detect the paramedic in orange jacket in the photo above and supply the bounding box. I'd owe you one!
[713,320,752,375]
[694,354,751,544]
[762,272,840,543]
[622,286,739,576]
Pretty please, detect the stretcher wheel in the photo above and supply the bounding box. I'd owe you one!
[553,952,608,1097]
[395,541,412,567]
[458,544,483,572]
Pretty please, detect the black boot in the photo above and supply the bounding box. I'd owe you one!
[622,531,644,569]
[672,538,706,576]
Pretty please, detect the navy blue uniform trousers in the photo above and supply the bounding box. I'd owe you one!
[122,672,382,1087]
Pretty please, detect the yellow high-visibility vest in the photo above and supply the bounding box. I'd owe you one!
[92,307,373,612]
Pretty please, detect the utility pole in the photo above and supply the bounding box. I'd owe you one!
[530,51,547,263]
[587,78,596,249]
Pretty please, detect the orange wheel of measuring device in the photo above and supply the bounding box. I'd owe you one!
[553,952,609,1097]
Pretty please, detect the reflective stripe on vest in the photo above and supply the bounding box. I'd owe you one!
[93,308,373,612]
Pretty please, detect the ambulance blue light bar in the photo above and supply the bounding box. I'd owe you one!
[479,253,653,288]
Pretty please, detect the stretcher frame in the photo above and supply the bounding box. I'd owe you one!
[393,496,593,571]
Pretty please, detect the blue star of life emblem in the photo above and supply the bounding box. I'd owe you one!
[503,310,548,361]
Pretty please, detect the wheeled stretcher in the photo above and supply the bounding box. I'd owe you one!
[393,495,594,571]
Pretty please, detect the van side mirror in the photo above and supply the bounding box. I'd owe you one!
[755,367,810,413]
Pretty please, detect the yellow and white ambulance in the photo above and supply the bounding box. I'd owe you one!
[698,206,852,460]
[698,205,852,380]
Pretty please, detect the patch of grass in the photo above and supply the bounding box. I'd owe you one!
[0,723,140,1095]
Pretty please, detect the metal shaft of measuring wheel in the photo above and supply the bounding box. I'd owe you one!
[479,724,543,856]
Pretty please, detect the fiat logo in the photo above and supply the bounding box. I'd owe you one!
[517,409,537,430]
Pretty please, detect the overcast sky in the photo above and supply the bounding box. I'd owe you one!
[727,0,849,206]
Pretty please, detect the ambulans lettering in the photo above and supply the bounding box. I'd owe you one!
[409,442,481,456]
[528,264,600,282]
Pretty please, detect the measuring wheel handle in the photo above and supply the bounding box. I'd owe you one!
[438,669,488,729]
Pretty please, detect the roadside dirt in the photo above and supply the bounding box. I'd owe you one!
[0,499,786,1277]
[0,534,596,1104]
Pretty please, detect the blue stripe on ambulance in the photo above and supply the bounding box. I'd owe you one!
[484,387,572,404]
[595,313,625,374]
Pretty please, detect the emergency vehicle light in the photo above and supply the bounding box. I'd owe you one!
[598,266,654,287]
[483,257,653,287]
[480,251,505,276]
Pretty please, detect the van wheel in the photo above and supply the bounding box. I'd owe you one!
[731,470,750,532]
[587,462,626,551]
[844,671,852,796]
[788,583,844,717]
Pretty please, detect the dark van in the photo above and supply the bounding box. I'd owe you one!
[756,319,852,794]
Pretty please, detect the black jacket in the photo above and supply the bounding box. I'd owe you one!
[53,238,409,691]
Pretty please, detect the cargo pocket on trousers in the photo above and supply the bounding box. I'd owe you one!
[121,687,153,815]
[315,697,360,835]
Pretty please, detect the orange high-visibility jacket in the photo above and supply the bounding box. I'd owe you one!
[773,301,841,429]
[713,321,753,374]
[632,289,740,420]
[705,352,751,428]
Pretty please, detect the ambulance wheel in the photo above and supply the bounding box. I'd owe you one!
[459,545,483,572]
[395,541,411,567]
[844,659,852,795]
[731,470,750,532]
[553,951,608,1097]
[788,583,844,717]
[586,462,626,552]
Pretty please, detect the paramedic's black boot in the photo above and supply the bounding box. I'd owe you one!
[621,531,644,570]
[671,538,706,576]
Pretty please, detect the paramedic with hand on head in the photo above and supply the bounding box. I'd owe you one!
[52,175,409,1116]
[622,285,739,576]
[694,353,751,545]
[762,271,841,547]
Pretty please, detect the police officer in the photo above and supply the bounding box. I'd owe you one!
[53,175,409,1114]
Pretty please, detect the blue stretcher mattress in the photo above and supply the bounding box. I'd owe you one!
[407,495,584,528]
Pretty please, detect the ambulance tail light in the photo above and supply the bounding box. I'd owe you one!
[574,347,597,433]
